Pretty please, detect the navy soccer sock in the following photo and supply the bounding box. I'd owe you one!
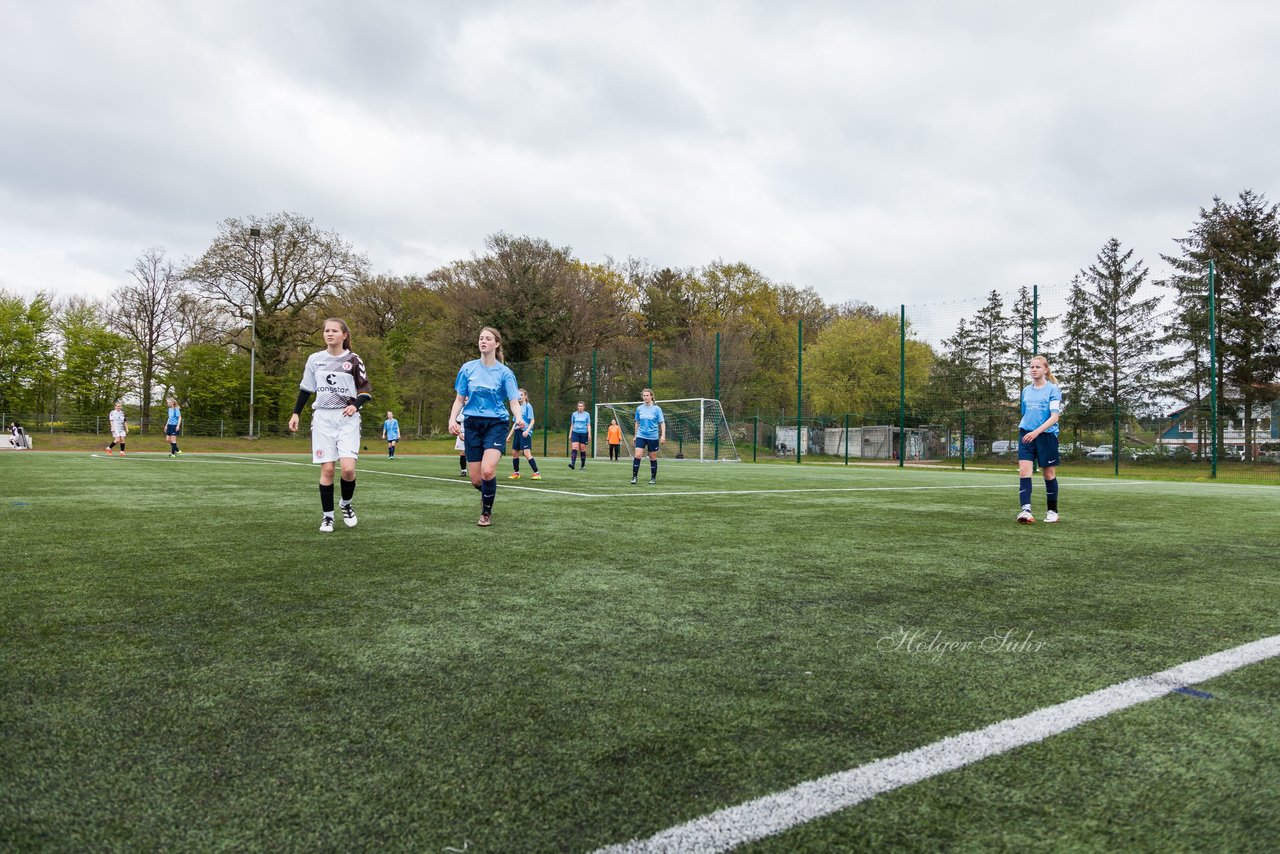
[529,458,538,473]
[513,458,520,473]
[481,477,496,514]
[650,459,658,479]
[1019,477,1032,509]
[1045,477,1058,512]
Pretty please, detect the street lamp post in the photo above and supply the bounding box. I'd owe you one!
[248,227,260,438]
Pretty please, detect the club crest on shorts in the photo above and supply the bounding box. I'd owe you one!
[315,449,324,458]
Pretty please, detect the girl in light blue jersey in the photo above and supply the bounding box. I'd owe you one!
[382,411,400,459]
[569,401,591,469]
[631,388,666,485]
[1016,355,1063,524]
[448,327,525,527]
[508,388,541,480]
[164,397,182,457]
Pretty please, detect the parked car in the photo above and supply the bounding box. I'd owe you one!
[1086,444,1113,460]
[991,440,1017,455]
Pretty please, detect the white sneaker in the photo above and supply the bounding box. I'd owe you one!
[342,504,357,528]
[1044,510,1059,523]
[1016,509,1035,524]
[319,515,335,533]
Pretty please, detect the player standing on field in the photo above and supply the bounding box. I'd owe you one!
[568,401,590,469]
[448,327,525,527]
[507,388,541,480]
[607,417,622,461]
[288,318,373,533]
[631,388,665,485]
[382,411,400,459]
[164,397,183,457]
[105,402,127,455]
[1016,355,1063,524]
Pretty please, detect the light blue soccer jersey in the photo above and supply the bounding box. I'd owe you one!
[635,403,665,440]
[456,360,520,419]
[383,418,400,440]
[520,402,535,434]
[166,406,181,426]
[570,410,591,433]
[1019,382,1062,434]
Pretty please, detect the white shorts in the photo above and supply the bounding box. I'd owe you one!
[112,430,127,440]
[454,433,465,452]
[311,408,361,463]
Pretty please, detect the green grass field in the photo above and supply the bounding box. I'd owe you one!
[2,451,1277,851]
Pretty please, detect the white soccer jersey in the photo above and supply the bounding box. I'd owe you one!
[299,350,371,410]
[108,410,126,434]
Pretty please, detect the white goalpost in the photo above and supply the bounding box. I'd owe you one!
[594,397,740,462]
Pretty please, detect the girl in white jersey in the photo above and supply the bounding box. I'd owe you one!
[287,318,373,533]
[1016,355,1063,524]
[105,402,127,455]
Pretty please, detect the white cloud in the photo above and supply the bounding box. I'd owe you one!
[2,0,1278,309]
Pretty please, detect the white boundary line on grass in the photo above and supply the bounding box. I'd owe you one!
[595,634,1280,854]
[102,453,1156,500]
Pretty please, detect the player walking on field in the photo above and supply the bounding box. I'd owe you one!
[449,327,525,527]
[631,388,665,485]
[105,402,127,455]
[1017,355,1062,524]
[507,388,541,480]
[568,401,590,469]
[382,411,400,459]
[164,397,183,457]
[288,318,373,533]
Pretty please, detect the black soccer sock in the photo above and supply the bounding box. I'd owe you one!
[319,483,335,515]
[632,458,641,477]
[119,443,125,452]
[651,459,658,478]
[1019,477,1032,509]
[1045,477,1059,512]
[513,458,520,473]
[571,449,578,466]
[481,477,496,514]
[459,454,467,472]
[108,442,116,449]
[340,477,355,505]
[529,458,538,473]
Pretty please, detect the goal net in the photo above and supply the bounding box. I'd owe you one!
[594,398,740,462]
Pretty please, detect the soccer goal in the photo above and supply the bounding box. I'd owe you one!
[594,397,740,462]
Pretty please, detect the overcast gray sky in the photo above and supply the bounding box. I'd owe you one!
[2,0,1277,313]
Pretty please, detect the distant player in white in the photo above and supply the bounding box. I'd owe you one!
[105,402,127,455]
[454,410,467,476]
[287,318,372,533]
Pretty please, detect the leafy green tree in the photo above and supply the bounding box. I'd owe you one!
[57,299,133,416]
[169,343,249,420]
[1051,275,1107,448]
[182,212,369,422]
[804,313,933,418]
[108,247,185,431]
[1080,238,1162,415]
[1164,191,1280,459]
[0,290,57,414]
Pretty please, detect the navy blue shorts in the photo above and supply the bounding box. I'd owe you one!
[164,424,179,437]
[1018,429,1060,467]
[635,437,661,453]
[571,431,589,445]
[463,416,509,463]
[512,430,532,452]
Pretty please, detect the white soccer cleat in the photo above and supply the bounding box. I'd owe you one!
[319,515,335,533]
[1016,509,1035,524]
[1044,510,1059,524]
[342,504,357,528]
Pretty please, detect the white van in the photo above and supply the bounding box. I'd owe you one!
[991,440,1017,455]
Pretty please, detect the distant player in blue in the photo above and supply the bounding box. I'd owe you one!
[1017,355,1063,524]
[508,389,541,480]
[381,411,400,458]
[164,397,182,457]
[631,388,666,485]
[569,401,591,469]
[448,327,525,527]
